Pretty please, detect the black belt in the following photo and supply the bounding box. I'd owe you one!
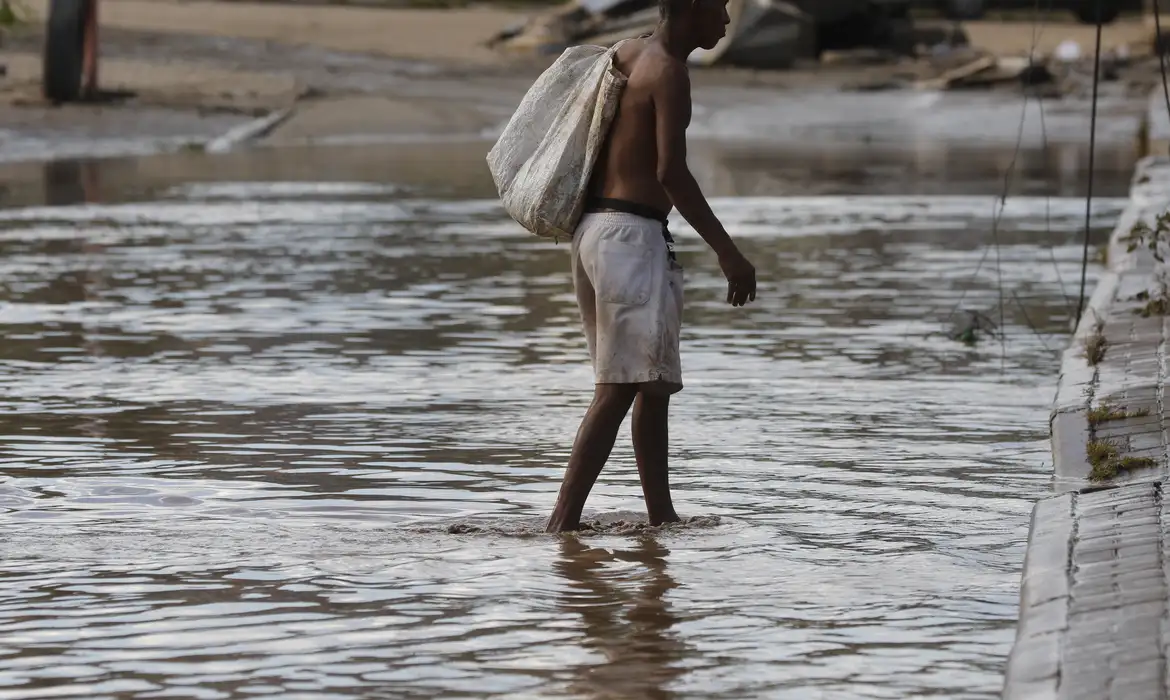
[584,197,676,261]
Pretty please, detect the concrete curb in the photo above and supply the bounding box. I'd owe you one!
[1004,483,1170,700]
[1002,494,1074,699]
[1004,152,1170,697]
[1049,157,1170,490]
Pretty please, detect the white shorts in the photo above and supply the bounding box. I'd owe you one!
[571,211,684,395]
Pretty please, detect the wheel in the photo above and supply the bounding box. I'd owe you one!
[1075,0,1120,24]
[941,0,984,20]
[42,0,95,102]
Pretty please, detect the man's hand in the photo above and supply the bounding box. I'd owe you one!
[719,250,756,307]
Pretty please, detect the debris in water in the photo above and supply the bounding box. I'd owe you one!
[570,514,722,535]
[943,310,1001,346]
[447,523,482,534]
[440,513,722,537]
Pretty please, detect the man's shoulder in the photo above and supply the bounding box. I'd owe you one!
[629,46,689,90]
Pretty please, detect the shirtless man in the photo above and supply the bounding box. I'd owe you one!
[545,0,757,533]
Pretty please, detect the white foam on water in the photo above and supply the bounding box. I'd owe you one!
[440,513,724,537]
[166,181,403,200]
[0,194,1128,240]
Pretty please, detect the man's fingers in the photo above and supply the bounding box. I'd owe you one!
[727,276,757,306]
[726,281,753,306]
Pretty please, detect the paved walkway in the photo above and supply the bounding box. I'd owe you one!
[1003,156,1170,698]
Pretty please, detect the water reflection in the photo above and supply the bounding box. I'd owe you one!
[557,537,684,700]
[0,137,1140,210]
[41,158,110,208]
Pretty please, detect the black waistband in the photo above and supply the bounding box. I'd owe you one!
[584,197,669,225]
[583,197,675,260]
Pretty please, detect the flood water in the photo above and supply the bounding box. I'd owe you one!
[0,142,1133,699]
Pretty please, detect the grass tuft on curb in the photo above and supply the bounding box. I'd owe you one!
[1086,439,1158,482]
[1087,403,1151,425]
[1081,323,1107,366]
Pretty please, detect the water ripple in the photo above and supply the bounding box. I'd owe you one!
[0,178,1114,698]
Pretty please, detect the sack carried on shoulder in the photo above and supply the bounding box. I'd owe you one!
[486,42,628,242]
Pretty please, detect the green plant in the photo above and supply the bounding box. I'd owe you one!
[1086,438,1158,482]
[1119,456,1158,472]
[1131,281,1170,317]
[1087,403,1151,424]
[1123,212,1170,263]
[1082,322,1107,366]
[0,0,30,27]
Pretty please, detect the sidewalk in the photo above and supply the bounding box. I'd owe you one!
[1003,153,1170,697]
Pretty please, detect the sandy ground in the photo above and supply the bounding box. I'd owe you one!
[963,16,1150,57]
[0,0,1162,164]
[0,52,298,112]
[18,0,528,66]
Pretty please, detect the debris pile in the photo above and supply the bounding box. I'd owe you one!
[487,0,1150,96]
[488,0,896,70]
[840,37,1143,95]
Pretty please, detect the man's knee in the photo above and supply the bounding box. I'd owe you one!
[636,383,673,404]
[593,383,639,410]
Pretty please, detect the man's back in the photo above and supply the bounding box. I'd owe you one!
[587,38,680,217]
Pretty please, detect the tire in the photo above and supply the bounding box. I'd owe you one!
[42,0,94,103]
[1075,1,1120,24]
[942,0,984,20]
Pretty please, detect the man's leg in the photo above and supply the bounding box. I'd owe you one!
[632,390,680,525]
[546,384,639,533]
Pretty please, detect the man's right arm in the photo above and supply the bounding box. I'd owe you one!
[653,61,756,306]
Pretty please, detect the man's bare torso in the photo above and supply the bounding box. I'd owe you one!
[587,38,683,217]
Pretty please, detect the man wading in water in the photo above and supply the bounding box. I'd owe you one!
[546,0,757,533]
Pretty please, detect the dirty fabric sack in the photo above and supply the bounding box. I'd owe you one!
[486,41,629,242]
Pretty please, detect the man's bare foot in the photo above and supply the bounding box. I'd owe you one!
[547,385,639,534]
[545,515,580,533]
[649,512,682,527]
[544,519,599,534]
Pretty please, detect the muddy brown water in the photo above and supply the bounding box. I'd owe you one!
[0,140,1136,698]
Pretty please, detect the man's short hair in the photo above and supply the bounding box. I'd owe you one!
[658,0,688,20]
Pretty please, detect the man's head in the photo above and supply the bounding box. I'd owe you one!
[659,0,730,51]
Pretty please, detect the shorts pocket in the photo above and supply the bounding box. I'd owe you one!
[594,239,653,306]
